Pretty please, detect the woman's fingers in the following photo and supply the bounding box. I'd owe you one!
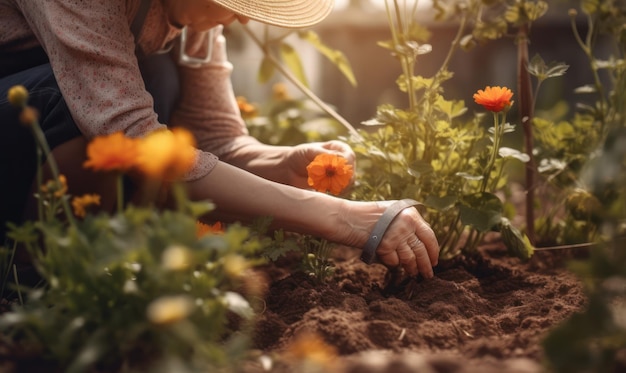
[375,207,440,278]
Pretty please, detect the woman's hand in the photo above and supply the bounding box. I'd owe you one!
[283,140,356,189]
[375,206,439,278]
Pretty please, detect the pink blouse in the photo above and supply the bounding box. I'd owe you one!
[0,0,256,180]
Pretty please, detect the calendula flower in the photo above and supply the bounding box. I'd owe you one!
[41,174,68,198]
[7,85,28,107]
[473,86,514,112]
[284,331,337,369]
[71,194,101,217]
[136,127,197,180]
[272,82,292,101]
[236,96,258,119]
[196,221,224,237]
[306,153,353,195]
[83,132,140,172]
[146,295,195,325]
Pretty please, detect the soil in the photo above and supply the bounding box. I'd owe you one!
[0,235,589,373]
[243,235,588,373]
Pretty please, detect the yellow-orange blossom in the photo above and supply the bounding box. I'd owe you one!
[83,128,197,181]
[473,86,514,113]
[306,153,353,196]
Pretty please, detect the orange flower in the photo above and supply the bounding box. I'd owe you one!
[272,83,291,101]
[71,194,101,217]
[196,221,224,237]
[41,174,68,198]
[236,96,258,120]
[306,153,353,196]
[284,331,337,369]
[136,128,197,180]
[83,132,139,172]
[473,86,514,113]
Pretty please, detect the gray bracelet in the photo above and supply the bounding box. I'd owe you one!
[360,199,423,264]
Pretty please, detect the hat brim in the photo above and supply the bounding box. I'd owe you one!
[212,0,334,29]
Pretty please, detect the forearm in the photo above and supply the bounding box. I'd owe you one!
[184,161,383,246]
[216,137,293,184]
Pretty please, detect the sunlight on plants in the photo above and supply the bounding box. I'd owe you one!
[1,0,625,372]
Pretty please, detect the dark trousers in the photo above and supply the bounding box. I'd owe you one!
[0,52,180,243]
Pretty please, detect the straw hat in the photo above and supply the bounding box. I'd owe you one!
[212,0,334,29]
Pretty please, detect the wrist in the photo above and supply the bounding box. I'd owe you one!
[328,200,390,249]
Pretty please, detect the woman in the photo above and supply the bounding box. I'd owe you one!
[0,0,439,279]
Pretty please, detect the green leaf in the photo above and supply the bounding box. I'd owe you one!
[499,218,534,260]
[185,200,216,218]
[257,56,275,84]
[582,0,599,15]
[527,54,569,80]
[279,42,309,88]
[424,195,458,211]
[408,160,434,178]
[458,192,503,232]
[298,30,357,86]
[223,291,254,320]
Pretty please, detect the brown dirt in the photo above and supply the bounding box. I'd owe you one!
[244,236,587,373]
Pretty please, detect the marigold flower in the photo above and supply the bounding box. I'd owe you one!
[83,132,140,172]
[473,86,514,113]
[272,83,292,101]
[196,221,224,237]
[7,85,28,107]
[41,174,68,198]
[146,295,195,325]
[136,128,197,180]
[306,153,353,196]
[236,96,258,120]
[71,194,101,217]
[285,331,337,368]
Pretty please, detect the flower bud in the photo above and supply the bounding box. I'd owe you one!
[7,85,29,107]
[19,106,39,126]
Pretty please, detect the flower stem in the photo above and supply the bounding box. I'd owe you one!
[242,25,362,142]
[517,23,536,244]
[30,120,76,227]
[481,112,501,193]
[116,174,124,214]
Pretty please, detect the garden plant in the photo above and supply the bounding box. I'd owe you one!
[0,0,625,372]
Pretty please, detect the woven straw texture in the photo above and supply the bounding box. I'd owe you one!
[212,0,334,28]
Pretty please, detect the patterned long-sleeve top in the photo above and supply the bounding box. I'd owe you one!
[0,0,257,180]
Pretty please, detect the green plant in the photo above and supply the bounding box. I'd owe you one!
[0,89,270,372]
[303,236,335,283]
[342,0,535,260]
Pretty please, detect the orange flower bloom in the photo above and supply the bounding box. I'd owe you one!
[284,331,337,369]
[196,221,224,237]
[83,132,139,172]
[41,174,68,198]
[272,83,291,101]
[71,194,101,217]
[306,153,353,196]
[236,96,258,120]
[473,86,514,113]
[135,128,197,180]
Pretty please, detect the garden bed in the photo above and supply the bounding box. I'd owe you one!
[244,237,587,373]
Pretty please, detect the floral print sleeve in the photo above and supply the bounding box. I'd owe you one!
[0,0,222,181]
